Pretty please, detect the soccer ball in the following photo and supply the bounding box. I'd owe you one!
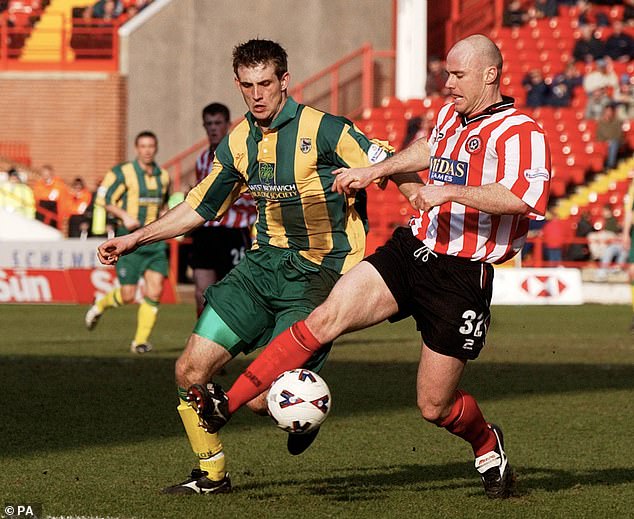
[266,369,331,434]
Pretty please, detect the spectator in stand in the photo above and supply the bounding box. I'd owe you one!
[624,0,634,27]
[533,0,558,18]
[573,25,606,63]
[585,86,613,119]
[425,56,449,97]
[548,62,583,107]
[91,0,123,18]
[604,20,634,62]
[577,0,610,28]
[594,204,627,279]
[522,68,550,107]
[541,215,567,264]
[596,103,624,168]
[566,211,593,261]
[614,74,634,120]
[0,168,35,219]
[582,58,619,95]
[61,177,93,238]
[502,0,529,27]
[32,164,68,228]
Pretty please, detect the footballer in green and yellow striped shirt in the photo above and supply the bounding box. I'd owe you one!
[186,96,389,274]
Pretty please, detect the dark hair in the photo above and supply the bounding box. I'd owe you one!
[202,102,230,122]
[232,39,288,79]
[134,130,158,145]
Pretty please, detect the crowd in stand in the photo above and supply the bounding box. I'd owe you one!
[0,161,96,238]
[79,0,154,22]
[0,0,154,26]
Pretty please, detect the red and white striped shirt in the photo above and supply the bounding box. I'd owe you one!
[410,97,550,264]
[196,148,257,228]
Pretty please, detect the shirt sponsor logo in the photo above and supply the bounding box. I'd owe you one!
[429,156,468,185]
[252,162,298,199]
[466,135,483,154]
[258,162,276,184]
[299,137,312,154]
[524,167,550,181]
[367,143,387,164]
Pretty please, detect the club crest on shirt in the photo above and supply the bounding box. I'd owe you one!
[466,135,483,154]
[299,137,312,154]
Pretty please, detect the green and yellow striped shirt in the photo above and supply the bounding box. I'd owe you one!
[95,160,171,236]
[186,97,391,274]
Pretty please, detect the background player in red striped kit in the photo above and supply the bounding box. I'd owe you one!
[189,103,256,317]
[190,34,551,499]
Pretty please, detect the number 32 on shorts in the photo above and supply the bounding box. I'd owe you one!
[459,310,487,349]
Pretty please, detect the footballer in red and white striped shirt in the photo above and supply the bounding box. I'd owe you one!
[410,98,550,263]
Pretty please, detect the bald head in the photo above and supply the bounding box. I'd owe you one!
[444,34,504,116]
[449,34,503,83]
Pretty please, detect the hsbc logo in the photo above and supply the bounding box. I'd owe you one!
[520,275,567,298]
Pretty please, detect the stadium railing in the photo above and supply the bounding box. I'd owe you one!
[0,11,119,71]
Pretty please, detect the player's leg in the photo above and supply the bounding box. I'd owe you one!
[220,228,417,419]
[84,251,140,330]
[165,253,272,494]
[163,306,245,495]
[411,249,513,498]
[415,347,512,498]
[193,268,218,317]
[130,269,164,353]
[225,260,399,416]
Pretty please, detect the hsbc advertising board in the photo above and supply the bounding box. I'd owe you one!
[492,268,583,305]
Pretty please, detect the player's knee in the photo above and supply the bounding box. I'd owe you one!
[174,356,203,387]
[417,398,448,424]
[306,302,341,343]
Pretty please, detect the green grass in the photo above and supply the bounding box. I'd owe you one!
[0,303,632,519]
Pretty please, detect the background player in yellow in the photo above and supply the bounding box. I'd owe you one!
[86,131,171,354]
[95,39,392,494]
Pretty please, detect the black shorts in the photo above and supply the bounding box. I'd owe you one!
[188,226,252,279]
[364,227,494,360]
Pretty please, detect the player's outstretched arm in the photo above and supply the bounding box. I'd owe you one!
[97,202,205,265]
[332,138,431,194]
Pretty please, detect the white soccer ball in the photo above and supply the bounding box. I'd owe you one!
[266,369,332,434]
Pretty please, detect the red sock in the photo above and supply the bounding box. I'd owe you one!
[226,320,322,414]
[438,390,497,457]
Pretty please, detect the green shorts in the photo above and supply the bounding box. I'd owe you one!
[194,246,340,372]
[116,241,169,285]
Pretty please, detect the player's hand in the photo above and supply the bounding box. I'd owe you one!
[408,185,451,212]
[332,166,376,195]
[97,235,138,265]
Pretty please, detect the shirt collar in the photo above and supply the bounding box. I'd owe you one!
[460,95,515,125]
[246,96,300,139]
[133,159,160,177]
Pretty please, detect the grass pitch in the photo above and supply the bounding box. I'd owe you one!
[0,303,632,519]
